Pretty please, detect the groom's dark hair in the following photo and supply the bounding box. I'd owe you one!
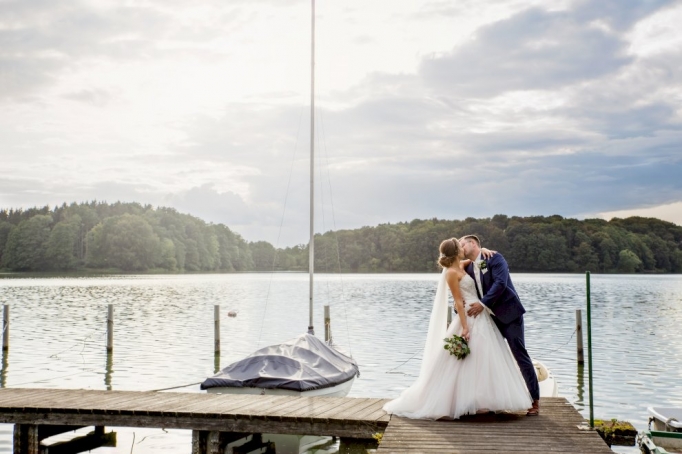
[461,234,481,247]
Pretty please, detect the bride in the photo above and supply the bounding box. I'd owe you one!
[383,238,532,419]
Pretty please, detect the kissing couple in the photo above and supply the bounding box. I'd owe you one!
[383,235,540,419]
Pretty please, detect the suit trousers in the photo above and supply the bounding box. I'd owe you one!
[494,315,540,401]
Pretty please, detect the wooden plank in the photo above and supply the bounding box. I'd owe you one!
[312,396,374,420]
[281,396,349,420]
[323,398,378,421]
[0,388,75,408]
[269,396,320,419]
[275,396,339,420]
[345,399,389,421]
[229,395,293,418]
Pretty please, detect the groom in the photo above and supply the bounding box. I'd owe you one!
[459,234,540,416]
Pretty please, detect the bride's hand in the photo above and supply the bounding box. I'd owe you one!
[481,247,497,259]
[461,327,470,341]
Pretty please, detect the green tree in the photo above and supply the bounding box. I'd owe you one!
[86,214,161,271]
[46,219,80,270]
[250,241,277,271]
[2,215,53,270]
[0,221,14,266]
[618,249,642,273]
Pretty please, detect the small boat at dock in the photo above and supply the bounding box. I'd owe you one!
[533,359,559,397]
[638,407,682,454]
[200,333,358,397]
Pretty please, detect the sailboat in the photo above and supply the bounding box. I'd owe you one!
[201,0,359,398]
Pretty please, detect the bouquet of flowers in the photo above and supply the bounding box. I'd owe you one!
[443,334,470,360]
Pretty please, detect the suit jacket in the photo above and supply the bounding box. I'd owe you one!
[465,253,525,325]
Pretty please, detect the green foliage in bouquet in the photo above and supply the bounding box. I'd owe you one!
[444,334,470,360]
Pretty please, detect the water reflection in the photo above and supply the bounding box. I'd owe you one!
[576,363,585,410]
[105,353,113,391]
[0,349,7,388]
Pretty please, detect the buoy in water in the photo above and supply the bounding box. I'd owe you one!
[227,311,238,317]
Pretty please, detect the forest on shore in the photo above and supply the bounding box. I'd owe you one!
[1,201,681,274]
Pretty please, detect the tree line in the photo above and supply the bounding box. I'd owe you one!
[1,203,681,273]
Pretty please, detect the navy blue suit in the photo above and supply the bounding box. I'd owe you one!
[465,253,540,401]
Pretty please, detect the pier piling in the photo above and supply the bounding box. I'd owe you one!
[324,305,331,343]
[214,305,220,354]
[2,305,8,351]
[106,305,113,353]
[576,308,584,364]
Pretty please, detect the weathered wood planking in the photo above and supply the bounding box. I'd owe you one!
[377,397,612,454]
[0,390,610,453]
[0,388,389,438]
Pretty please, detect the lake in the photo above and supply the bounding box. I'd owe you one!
[0,272,680,453]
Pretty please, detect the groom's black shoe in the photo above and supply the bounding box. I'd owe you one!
[526,400,540,416]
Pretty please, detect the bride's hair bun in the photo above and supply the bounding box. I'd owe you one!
[438,238,460,268]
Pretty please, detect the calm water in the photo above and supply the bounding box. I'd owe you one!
[0,273,681,453]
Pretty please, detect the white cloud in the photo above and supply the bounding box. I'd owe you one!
[600,201,682,226]
[1,0,682,245]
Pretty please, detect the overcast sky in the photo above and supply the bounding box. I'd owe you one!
[2,0,681,246]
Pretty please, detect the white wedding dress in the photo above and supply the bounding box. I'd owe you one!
[383,269,532,419]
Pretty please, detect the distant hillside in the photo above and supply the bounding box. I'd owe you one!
[1,203,680,273]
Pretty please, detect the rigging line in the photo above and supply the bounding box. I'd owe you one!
[386,350,423,373]
[147,381,202,392]
[48,326,105,360]
[256,104,305,349]
[531,328,577,356]
[8,367,100,386]
[318,109,352,357]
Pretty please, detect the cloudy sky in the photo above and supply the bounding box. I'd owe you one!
[2,0,681,246]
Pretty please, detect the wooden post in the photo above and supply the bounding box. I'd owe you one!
[2,305,8,351]
[324,305,331,343]
[576,309,584,364]
[14,424,39,454]
[214,305,220,354]
[106,304,113,353]
[191,430,208,454]
[447,305,452,327]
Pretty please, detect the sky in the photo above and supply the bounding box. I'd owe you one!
[1,0,681,246]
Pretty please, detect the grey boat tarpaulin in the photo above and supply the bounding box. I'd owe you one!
[200,333,359,392]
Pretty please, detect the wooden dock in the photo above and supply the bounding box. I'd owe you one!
[377,397,612,454]
[0,388,389,453]
[0,389,610,454]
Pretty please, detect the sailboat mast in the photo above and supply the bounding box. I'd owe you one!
[308,0,315,335]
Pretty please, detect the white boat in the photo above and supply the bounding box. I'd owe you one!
[201,0,358,398]
[637,407,682,454]
[533,359,559,397]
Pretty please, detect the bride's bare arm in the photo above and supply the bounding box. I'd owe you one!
[445,270,469,340]
[481,247,497,259]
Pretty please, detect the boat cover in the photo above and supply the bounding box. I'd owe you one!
[200,334,359,391]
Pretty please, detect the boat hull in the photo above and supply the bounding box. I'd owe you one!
[639,430,682,454]
[533,359,559,397]
[205,376,356,398]
[644,407,682,452]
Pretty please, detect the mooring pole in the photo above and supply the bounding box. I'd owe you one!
[576,309,584,364]
[586,271,594,427]
[2,305,8,351]
[106,304,113,353]
[324,305,331,343]
[214,305,220,354]
[447,305,452,327]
